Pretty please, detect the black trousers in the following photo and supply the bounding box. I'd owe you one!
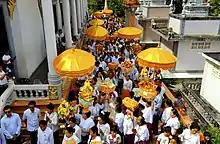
[6,135,21,144]
[81,135,89,144]
[152,114,161,135]
[54,130,60,144]
[30,131,37,144]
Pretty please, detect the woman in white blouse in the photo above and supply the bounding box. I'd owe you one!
[97,116,110,142]
[87,126,102,144]
[123,75,133,92]
[165,109,180,135]
[106,125,122,144]
[133,116,149,144]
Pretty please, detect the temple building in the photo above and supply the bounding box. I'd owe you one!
[149,0,220,78]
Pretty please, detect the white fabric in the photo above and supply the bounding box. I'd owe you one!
[87,135,102,144]
[123,79,132,91]
[161,107,173,123]
[134,125,149,143]
[2,55,11,64]
[37,127,54,144]
[123,115,135,135]
[23,108,40,132]
[44,111,59,132]
[115,112,125,133]
[142,107,154,124]
[106,134,121,144]
[62,134,80,144]
[165,117,180,135]
[179,129,200,144]
[0,71,7,85]
[157,133,170,144]
[79,117,95,136]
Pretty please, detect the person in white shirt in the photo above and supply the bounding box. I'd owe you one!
[123,109,136,144]
[78,108,95,143]
[106,125,122,144]
[62,127,80,144]
[0,64,8,95]
[157,126,172,144]
[89,97,104,119]
[179,122,200,144]
[161,99,173,127]
[142,100,154,131]
[1,105,21,144]
[165,109,180,135]
[0,126,6,144]
[87,126,102,144]
[23,101,40,144]
[134,116,149,144]
[68,117,82,143]
[114,106,125,134]
[123,75,133,92]
[2,51,16,76]
[44,103,59,144]
[37,120,54,144]
[97,116,110,142]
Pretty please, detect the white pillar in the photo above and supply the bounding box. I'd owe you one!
[76,0,82,32]
[56,0,62,30]
[71,0,78,36]
[42,0,62,99]
[80,0,84,26]
[62,0,72,48]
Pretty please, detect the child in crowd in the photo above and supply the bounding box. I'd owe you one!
[157,126,172,144]
[62,127,80,144]
[106,125,122,144]
[202,131,212,144]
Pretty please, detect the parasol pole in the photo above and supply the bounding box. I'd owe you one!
[104,0,108,10]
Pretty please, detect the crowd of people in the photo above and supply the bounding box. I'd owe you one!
[0,14,213,144]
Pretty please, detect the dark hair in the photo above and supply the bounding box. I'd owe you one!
[171,135,181,144]
[204,131,211,137]
[111,125,119,133]
[164,126,171,134]
[28,101,36,106]
[90,126,98,135]
[3,105,11,111]
[47,103,54,110]
[165,99,173,107]
[171,109,179,117]
[190,122,200,131]
[93,77,97,82]
[39,120,47,126]
[116,106,122,113]
[139,117,146,126]
[84,111,91,118]
[156,86,161,93]
[66,127,75,134]
[69,117,76,124]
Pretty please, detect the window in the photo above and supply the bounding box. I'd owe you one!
[191,42,211,49]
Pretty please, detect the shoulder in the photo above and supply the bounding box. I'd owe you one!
[13,113,20,118]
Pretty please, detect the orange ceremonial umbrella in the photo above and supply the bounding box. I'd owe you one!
[87,26,108,41]
[137,44,177,70]
[103,9,113,15]
[53,48,95,78]
[89,19,104,26]
[93,11,103,18]
[117,27,142,39]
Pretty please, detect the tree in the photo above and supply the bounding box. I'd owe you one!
[108,0,125,17]
[210,0,220,16]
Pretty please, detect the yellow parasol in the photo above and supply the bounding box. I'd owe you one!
[117,27,142,39]
[89,19,104,26]
[103,9,113,15]
[53,48,95,78]
[87,26,108,41]
[137,44,177,70]
[93,11,103,18]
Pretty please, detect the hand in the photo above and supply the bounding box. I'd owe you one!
[132,129,137,134]
[5,72,8,75]
[12,136,17,140]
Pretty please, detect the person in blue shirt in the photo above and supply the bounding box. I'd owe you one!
[1,105,21,144]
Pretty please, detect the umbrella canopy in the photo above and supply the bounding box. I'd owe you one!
[103,9,113,15]
[117,27,142,39]
[87,26,108,41]
[137,45,177,70]
[93,11,103,18]
[89,19,104,26]
[53,49,95,78]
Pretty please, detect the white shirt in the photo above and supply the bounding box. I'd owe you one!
[97,123,110,140]
[87,135,102,144]
[179,129,200,144]
[134,125,149,143]
[161,107,173,123]
[37,127,54,144]
[79,117,95,136]
[2,55,11,64]
[89,103,104,119]
[44,111,59,132]
[62,134,80,144]
[68,124,82,142]
[106,134,121,144]
[115,112,125,133]
[165,117,180,135]
[23,108,40,132]
[0,71,7,85]
[157,133,170,144]
[142,107,154,124]
[123,115,136,135]
[123,79,132,91]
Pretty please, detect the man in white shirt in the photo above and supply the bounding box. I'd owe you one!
[2,51,16,77]
[68,117,82,143]
[23,101,41,144]
[0,64,8,95]
[44,103,59,144]
[37,120,54,144]
[1,105,21,144]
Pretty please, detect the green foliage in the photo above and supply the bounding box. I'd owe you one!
[201,126,220,144]
[108,0,125,17]
[210,0,220,16]
[88,0,105,13]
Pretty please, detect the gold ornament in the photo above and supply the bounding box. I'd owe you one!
[48,86,58,100]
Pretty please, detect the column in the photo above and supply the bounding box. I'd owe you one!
[42,0,62,99]
[80,0,84,26]
[56,0,62,30]
[76,0,82,32]
[71,0,78,36]
[62,0,73,49]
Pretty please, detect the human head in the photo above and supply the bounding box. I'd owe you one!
[170,135,180,144]
[3,105,12,117]
[136,116,146,126]
[156,86,161,95]
[39,120,47,131]
[204,131,211,141]
[111,125,119,137]
[126,74,130,81]
[65,127,75,138]
[170,109,179,118]
[165,99,173,107]
[47,103,55,114]
[28,100,36,112]
[89,126,98,137]
[82,108,91,120]
[163,126,171,137]
[190,122,200,134]
[69,117,76,127]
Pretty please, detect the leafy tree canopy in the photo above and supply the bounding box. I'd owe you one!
[210,0,220,16]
